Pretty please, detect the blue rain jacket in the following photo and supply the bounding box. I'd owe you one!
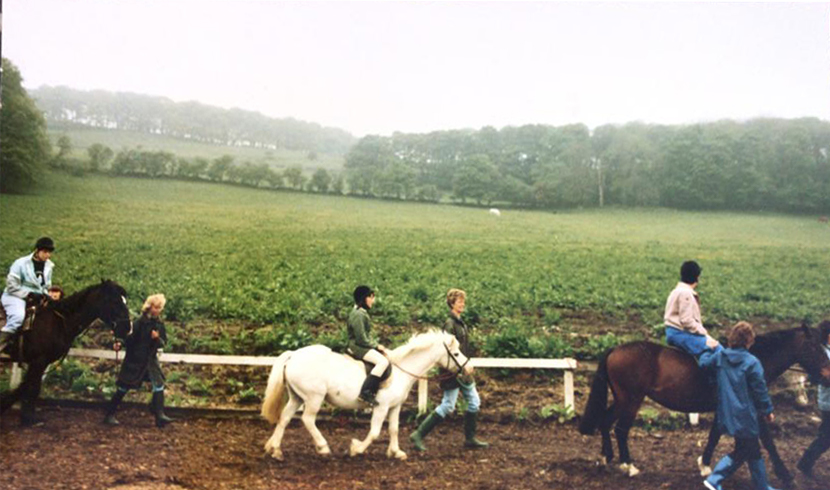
[699,345,773,438]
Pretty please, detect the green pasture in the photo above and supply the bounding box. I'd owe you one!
[47,128,345,171]
[2,174,829,357]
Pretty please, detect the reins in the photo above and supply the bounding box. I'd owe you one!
[386,342,468,382]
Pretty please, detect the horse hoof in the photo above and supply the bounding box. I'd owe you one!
[697,456,712,477]
[349,439,361,457]
[387,449,407,460]
[270,450,284,461]
[619,463,641,477]
[317,445,331,456]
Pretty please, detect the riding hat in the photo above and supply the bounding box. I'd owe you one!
[34,236,55,252]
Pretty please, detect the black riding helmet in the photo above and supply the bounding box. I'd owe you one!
[353,285,375,309]
[680,260,701,285]
[34,236,55,252]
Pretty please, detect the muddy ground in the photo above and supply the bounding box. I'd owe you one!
[1,399,828,490]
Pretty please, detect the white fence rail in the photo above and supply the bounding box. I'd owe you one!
[7,349,578,413]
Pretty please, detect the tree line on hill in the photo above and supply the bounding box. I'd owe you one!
[30,85,356,155]
[49,136,344,193]
[344,119,830,213]
[3,58,830,213]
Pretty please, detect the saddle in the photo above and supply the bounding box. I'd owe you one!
[0,298,40,358]
[343,351,392,383]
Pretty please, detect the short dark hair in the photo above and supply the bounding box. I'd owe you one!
[353,285,374,309]
[728,321,755,349]
[680,261,702,284]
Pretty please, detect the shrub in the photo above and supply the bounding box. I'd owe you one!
[250,325,313,355]
[576,333,623,360]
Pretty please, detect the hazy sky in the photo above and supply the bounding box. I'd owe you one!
[5,1,830,136]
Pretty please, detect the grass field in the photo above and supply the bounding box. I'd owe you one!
[2,174,829,357]
[47,127,345,171]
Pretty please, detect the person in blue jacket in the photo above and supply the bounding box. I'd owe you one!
[796,320,830,479]
[699,321,778,490]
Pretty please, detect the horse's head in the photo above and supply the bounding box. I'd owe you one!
[89,280,132,334]
[390,330,471,378]
[796,322,830,387]
[438,333,471,377]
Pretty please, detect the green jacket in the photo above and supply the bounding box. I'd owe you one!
[440,313,474,390]
[346,307,377,359]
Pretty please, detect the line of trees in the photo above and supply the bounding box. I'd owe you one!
[31,86,356,155]
[58,144,345,194]
[344,120,830,213]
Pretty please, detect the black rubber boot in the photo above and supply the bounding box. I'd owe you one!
[104,389,127,425]
[463,411,489,448]
[152,391,174,428]
[358,375,382,405]
[0,331,13,355]
[410,412,444,452]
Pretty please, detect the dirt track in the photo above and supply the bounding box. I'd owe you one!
[1,403,828,490]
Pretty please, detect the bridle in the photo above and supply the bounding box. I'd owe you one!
[387,342,469,382]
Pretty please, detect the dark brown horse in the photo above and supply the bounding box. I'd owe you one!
[578,324,830,484]
[0,280,130,425]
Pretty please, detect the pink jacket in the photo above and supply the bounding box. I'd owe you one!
[664,282,707,335]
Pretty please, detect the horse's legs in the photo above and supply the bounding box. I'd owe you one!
[759,416,793,485]
[264,394,302,461]
[299,395,330,456]
[614,396,644,477]
[350,405,390,457]
[385,405,407,460]
[699,415,722,474]
[20,362,46,425]
[599,402,618,464]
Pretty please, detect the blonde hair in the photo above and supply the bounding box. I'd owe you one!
[446,288,466,309]
[142,294,167,313]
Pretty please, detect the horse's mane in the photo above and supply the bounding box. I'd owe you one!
[388,329,451,362]
[52,280,125,314]
[750,326,810,359]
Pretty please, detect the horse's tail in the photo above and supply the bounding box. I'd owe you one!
[578,347,612,435]
[261,350,293,425]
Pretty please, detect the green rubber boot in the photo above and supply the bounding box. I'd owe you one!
[409,412,444,452]
[464,411,489,448]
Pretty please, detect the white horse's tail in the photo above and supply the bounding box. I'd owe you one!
[261,350,293,424]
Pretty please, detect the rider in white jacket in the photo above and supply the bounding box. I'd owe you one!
[0,237,55,353]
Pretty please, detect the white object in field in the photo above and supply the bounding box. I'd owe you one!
[489,208,501,216]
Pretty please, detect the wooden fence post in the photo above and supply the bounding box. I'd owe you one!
[563,369,574,412]
[10,362,22,389]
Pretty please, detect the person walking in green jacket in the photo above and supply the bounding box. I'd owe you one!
[410,288,488,452]
[346,285,389,405]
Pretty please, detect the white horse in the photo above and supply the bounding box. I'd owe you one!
[261,330,469,461]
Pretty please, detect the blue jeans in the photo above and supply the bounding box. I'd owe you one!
[666,326,708,357]
[435,380,480,417]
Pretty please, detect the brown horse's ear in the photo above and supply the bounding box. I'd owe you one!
[802,322,814,340]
